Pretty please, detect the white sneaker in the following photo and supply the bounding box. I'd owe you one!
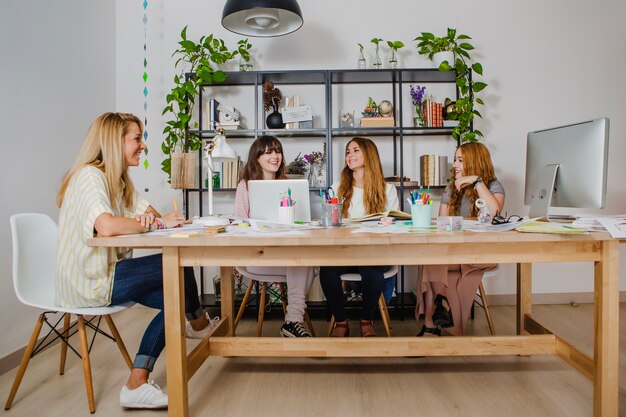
[119,380,168,409]
[185,312,220,339]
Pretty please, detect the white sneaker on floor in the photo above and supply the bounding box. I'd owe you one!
[119,380,168,409]
[185,313,220,339]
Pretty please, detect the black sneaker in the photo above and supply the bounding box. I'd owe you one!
[280,321,312,338]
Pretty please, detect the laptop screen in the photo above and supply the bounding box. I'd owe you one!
[247,179,311,222]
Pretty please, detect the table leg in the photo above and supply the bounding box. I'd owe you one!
[163,247,188,417]
[593,240,619,417]
[220,267,234,336]
[516,263,532,335]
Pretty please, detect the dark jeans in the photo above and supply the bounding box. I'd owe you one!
[319,265,387,322]
[111,254,204,372]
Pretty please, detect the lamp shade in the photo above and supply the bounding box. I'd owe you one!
[211,133,237,161]
[222,0,303,37]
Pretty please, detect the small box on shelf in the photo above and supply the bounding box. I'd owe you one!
[360,116,394,127]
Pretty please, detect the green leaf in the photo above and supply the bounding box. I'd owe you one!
[472,62,483,76]
[181,26,188,40]
[457,34,472,40]
[473,109,483,118]
[473,129,484,137]
[179,40,196,50]
[476,97,485,105]
[472,82,487,92]
[213,70,227,83]
[459,43,474,50]
[439,62,453,72]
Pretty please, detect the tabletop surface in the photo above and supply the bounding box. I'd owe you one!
[87,227,615,248]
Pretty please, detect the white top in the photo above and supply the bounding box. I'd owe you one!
[332,182,399,219]
[56,166,150,307]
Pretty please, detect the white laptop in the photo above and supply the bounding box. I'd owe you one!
[248,179,311,222]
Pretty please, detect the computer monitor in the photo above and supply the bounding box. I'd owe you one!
[524,117,609,221]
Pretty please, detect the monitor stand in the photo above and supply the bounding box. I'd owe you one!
[528,164,559,222]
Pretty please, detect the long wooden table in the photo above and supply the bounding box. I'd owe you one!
[89,228,620,417]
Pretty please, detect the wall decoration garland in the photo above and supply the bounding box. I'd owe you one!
[142,0,149,169]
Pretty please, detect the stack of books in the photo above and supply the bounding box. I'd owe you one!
[419,154,448,186]
[420,98,443,127]
[215,157,243,189]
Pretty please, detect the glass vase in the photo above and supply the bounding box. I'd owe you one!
[308,161,326,188]
[373,45,382,69]
[389,49,398,69]
[357,50,366,69]
[239,56,253,71]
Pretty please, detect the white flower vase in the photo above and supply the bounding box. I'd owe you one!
[308,162,326,188]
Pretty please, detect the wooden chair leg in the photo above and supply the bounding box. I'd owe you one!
[304,310,316,337]
[59,313,71,375]
[378,295,392,337]
[103,315,132,370]
[77,316,95,413]
[478,282,496,336]
[234,279,255,332]
[5,314,45,410]
[327,315,336,337]
[257,283,268,337]
[278,283,288,316]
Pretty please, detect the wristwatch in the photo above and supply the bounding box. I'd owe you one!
[472,177,483,189]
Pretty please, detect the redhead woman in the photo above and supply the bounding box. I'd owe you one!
[56,113,215,409]
[234,136,315,337]
[416,142,504,337]
[319,137,399,337]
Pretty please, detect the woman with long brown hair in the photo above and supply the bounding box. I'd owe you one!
[416,142,504,337]
[320,137,399,337]
[57,112,215,409]
[234,136,315,338]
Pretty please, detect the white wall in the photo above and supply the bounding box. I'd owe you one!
[0,1,116,358]
[116,0,626,296]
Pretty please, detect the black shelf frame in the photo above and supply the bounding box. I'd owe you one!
[185,68,465,317]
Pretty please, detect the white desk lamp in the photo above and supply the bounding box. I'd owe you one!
[193,129,237,226]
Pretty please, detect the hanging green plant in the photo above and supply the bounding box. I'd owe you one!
[414,28,486,143]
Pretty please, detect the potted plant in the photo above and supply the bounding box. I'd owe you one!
[237,39,253,71]
[286,153,308,179]
[370,38,383,69]
[414,28,487,142]
[161,26,248,186]
[386,40,405,69]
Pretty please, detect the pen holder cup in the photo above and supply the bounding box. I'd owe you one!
[411,204,433,228]
[278,206,295,224]
[321,203,342,227]
[436,216,463,232]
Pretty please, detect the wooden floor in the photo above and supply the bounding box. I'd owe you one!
[1,303,624,417]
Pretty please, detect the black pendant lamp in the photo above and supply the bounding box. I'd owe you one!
[222,0,303,37]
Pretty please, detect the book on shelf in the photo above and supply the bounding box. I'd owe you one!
[216,157,242,189]
[360,116,394,127]
[419,154,448,186]
[204,98,220,130]
[348,209,412,222]
[217,122,241,130]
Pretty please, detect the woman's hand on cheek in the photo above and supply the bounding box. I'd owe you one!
[455,175,478,191]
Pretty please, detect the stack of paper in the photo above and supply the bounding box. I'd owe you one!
[572,214,608,231]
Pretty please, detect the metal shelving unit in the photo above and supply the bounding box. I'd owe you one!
[185,68,462,315]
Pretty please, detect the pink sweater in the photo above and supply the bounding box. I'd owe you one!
[233,180,250,219]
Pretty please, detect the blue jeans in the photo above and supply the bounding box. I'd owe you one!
[111,254,204,372]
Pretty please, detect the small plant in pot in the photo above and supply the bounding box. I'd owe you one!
[286,153,308,178]
[162,26,249,186]
[414,27,487,143]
